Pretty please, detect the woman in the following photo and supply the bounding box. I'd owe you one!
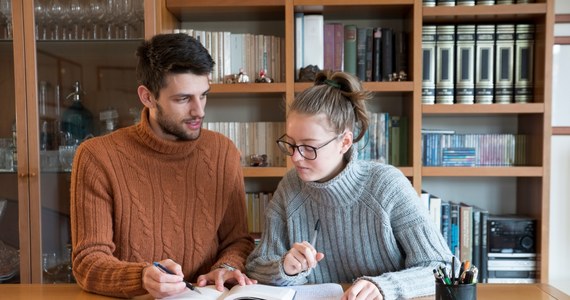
[246,71,453,300]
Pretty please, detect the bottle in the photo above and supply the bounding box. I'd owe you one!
[11,120,17,170]
[60,81,94,144]
[99,107,119,135]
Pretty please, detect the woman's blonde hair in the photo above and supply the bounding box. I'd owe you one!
[289,71,372,143]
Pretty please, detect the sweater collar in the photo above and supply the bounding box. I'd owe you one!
[304,150,368,207]
[134,107,200,156]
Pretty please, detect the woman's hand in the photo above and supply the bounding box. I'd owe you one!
[196,266,257,292]
[341,280,383,300]
[282,241,325,275]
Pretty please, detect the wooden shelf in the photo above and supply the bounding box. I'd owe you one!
[166,0,285,22]
[243,167,288,177]
[422,103,544,115]
[294,81,414,93]
[422,166,543,177]
[210,83,287,94]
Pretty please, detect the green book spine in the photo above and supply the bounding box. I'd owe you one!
[344,24,357,75]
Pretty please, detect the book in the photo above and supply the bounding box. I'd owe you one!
[494,24,515,104]
[303,14,324,70]
[455,25,476,104]
[323,23,336,72]
[356,27,369,81]
[343,24,358,75]
[440,200,452,250]
[514,24,534,103]
[372,27,382,81]
[437,0,456,6]
[394,31,408,80]
[381,27,394,81]
[365,27,374,81]
[475,24,495,104]
[163,284,296,300]
[480,210,490,283]
[422,25,437,104]
[435,25,455,104]
[295,12,304,80]
[333,23,344,72]
[459,203,473,263]
[450,202,460,258]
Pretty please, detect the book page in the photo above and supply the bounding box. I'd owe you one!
[290,283,344,300]
[225,284,295,300]
[161,285,228,300]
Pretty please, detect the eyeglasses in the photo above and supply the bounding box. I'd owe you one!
[276,133,343,160]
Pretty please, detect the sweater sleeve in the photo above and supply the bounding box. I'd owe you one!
[245,173,310,286]
[359,167,454,300]
[210,141,255,271]
[70,143,148,298]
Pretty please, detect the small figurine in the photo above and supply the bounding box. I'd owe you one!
[249,154,269,167]
[255,69,273,83]
[238,68,250,83]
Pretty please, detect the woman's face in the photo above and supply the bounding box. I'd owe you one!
[285,112,352,183]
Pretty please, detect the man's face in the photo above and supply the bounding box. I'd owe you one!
[147,73,210,141]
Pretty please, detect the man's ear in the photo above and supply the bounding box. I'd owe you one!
[138,85,155,108]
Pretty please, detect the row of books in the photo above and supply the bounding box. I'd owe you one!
[295,13,407,82]
[421,131,527,166]
[422,24,535,105]
[203,122,286,167]
[174,28,285,83]
[423,0,535,6]
[245,192,273,234]
[421,191,492,282]
[355,113,409,166]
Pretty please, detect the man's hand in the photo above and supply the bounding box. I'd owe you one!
[196,266,257,292]
[142,259,187,299]
[283,241,325,275]
[341,280,383,300]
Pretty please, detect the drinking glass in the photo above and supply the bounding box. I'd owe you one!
[42,252,58,283]
[58,145,77,172]
[0,0,12,39]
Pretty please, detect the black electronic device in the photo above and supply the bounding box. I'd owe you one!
[488,215,535,254]
[485,215,537,283]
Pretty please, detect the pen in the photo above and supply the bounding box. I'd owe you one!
[310,219,321,246]
[153,262,201,294]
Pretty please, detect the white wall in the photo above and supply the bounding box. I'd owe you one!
[549,0,570,294]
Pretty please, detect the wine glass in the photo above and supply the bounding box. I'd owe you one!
[0,0,12,39]
[85,0,105,39]
[68,0,85,39]
[48,0,64,40]
[34,0,51,40]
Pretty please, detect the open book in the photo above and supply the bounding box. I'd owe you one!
[161,283,344,300]
[162,284,296,300]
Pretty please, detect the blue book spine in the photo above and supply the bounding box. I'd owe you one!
[441,201,452,251]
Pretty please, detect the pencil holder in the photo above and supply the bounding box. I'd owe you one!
[435,281,477,300]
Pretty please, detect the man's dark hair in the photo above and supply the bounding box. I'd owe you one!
[136,33,215,99]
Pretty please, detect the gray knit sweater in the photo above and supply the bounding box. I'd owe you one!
[246,152,453,300]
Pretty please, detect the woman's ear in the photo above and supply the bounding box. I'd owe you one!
[340,131,353,154]
[138,85,155,108]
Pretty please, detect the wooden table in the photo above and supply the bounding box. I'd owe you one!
[0,283,569,299]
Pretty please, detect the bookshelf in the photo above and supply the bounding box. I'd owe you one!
[152,0,553,283]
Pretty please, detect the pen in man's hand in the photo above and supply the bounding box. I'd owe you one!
[153,262,202,294]
[310,219,321,246]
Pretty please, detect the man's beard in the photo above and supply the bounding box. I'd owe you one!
[156,103,201,141]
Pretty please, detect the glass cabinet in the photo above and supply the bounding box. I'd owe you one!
[1,0,147,284]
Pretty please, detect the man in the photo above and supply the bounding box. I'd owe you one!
[70,33,255,298]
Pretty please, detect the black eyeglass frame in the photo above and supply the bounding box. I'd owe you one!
[276,133,343,160]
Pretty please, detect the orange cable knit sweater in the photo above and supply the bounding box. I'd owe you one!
[70,108,254,298]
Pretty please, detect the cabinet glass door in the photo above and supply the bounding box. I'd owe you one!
[34,0,144,283]
[0,0,20,284]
